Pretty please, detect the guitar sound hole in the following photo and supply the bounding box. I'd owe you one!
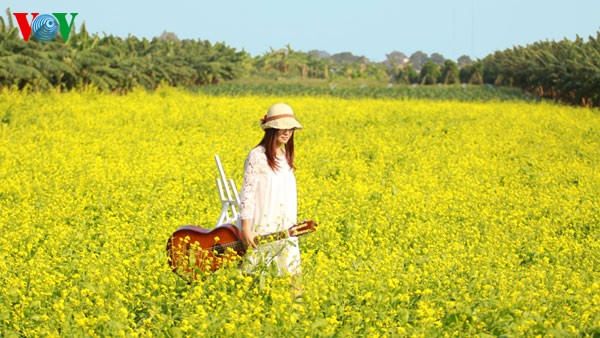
[212,244,225,256]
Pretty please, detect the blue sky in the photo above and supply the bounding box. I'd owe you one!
[4,0,599,62]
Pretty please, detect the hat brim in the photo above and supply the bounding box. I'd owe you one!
[262,118,303,130]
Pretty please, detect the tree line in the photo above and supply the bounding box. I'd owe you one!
[483,33,600,107]
[1,9,598,107]
[0,9,246,92]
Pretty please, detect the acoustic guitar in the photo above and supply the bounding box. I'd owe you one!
[166,220,317,280]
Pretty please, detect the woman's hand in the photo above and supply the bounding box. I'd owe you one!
[241,219,258,248]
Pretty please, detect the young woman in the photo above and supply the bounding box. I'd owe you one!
[239,103,303,279]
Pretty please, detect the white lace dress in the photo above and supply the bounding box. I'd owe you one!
[239,146,301,276]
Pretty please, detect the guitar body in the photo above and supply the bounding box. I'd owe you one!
[166,220,317,281]
[166,224,246,279]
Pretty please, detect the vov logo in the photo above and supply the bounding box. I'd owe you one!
[13,13,78,42]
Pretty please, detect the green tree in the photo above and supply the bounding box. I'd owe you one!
[395,64,418,84]
[459,61,484,85]
[0,7,247,92]
[440,59,460,84]
[483,31,600,106]
[419,61,440,85]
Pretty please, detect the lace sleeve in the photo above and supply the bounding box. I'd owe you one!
[240,148,261,220]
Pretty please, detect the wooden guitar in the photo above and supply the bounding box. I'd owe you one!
[166,220,317,280]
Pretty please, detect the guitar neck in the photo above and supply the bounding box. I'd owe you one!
[216,229,294,255]
[211,221,315,258]
[219,229,296,254]
[255,229,293,244]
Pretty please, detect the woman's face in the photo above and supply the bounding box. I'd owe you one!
[276,128,294,146]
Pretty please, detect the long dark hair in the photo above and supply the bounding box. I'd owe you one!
[258,129,295,171]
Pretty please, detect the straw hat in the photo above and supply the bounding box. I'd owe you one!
[260,103,303,130]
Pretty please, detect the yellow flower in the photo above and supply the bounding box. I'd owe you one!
[0,88,598,336]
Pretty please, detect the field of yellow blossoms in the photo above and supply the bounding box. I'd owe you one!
[1,87,599,337]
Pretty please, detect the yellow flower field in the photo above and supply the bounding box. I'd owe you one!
[0,87,599,337]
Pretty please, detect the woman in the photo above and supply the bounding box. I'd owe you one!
[239,103,303,279]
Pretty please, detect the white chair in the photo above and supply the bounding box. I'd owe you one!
[214,155,242,228]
